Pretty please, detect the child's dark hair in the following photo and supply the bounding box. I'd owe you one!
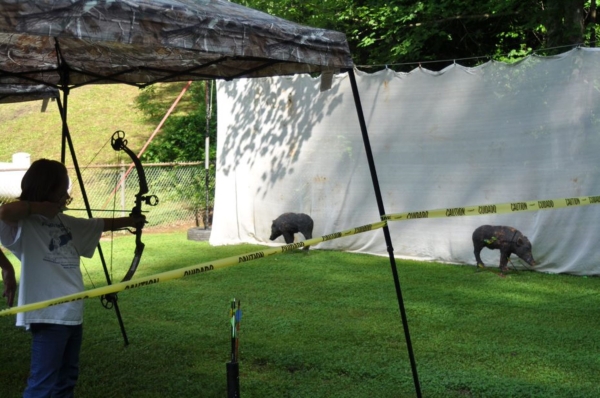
[19,159,68,202]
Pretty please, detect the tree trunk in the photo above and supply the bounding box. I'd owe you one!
[545,0,585,48]
[591,0,597,47]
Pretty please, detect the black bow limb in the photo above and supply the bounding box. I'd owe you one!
[110,130,159,283]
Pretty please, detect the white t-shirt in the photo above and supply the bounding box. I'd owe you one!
[0,213,103,328]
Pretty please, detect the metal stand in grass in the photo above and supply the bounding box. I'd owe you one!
[227,298,242,398]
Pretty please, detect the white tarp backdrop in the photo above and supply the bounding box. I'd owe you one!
[211,48,600,275]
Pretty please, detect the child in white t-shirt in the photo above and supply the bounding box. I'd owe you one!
[0,158,145,398]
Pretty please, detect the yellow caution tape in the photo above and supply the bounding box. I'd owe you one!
[0,221,387,316]
[6,193,597,316]
[382,195,600,221]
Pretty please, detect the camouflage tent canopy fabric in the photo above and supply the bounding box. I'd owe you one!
[0,85,58,103]
[0,0,353,89]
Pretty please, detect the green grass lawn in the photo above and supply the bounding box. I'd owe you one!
[1,232,599,397]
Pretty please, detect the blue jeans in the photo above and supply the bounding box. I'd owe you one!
[24,323,83,398]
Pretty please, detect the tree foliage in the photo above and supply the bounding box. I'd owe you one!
[135,81,217,162]
[238,0,598,70]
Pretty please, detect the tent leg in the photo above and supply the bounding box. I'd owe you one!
[346,68,422,398]
[57,91,129,346]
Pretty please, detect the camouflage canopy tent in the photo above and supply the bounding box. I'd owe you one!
[0,84,58,104]
[0,0,420,395]
[0,0,352,86]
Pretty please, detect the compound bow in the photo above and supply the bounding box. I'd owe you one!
[101,130,159,312]
[110,130,159,282]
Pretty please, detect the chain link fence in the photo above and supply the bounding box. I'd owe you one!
[64,162,214,231]
[0,162,214,230]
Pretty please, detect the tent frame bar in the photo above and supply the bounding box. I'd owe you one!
[345,68,422,397]
[53,47,130,346]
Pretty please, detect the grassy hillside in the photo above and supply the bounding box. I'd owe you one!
[0,82,193,166]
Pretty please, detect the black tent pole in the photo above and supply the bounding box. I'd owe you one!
[51,39,128,345]
[56,89,130,346]
[205,80,211,230]
[345,68,422,397]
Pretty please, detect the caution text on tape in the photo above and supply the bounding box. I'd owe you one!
[382,195,600,221]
